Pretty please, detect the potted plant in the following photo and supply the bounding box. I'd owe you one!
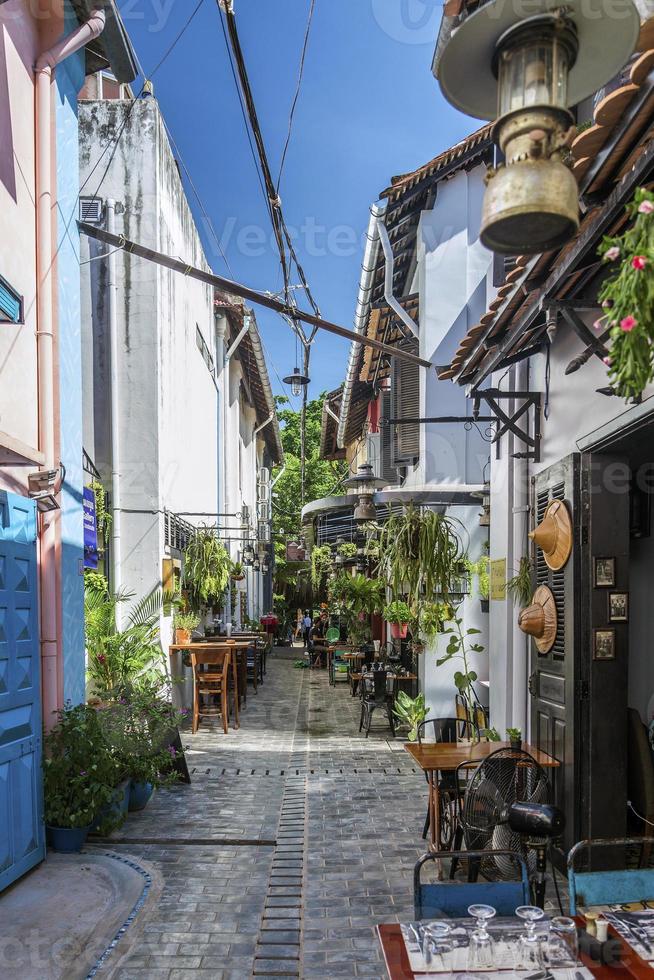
[465,555,490,612]
[377,505,464,599]
[383,599,412,640]
[506,557,533,607]
[436,616,486,742]
[173,611,200,644]
[231,561,245,582]
[507,727,522,750]
[182,527,232,612]
[393,692,430,742]
[43,703,119,852]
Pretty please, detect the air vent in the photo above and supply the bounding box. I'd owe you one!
[80,198,103,223]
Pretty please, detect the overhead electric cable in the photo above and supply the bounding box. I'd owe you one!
[276,0,316,193]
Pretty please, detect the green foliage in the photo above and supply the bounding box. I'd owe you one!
[481,727,501,742]
[506,727,522,741]
[436,617,486,732]
[598,187,654,399]
[85,582,171,694]
[506,557,533,607]
[43,704,119,829]
[173,611,200,633]
[419,601,453,640]
[337,542,357,559]
[465,555,490,600]
[393,692,430,742]
[272,393,347,595]
[329,573,384,644]
[383,599,411,624]
[96,680,183,789]
[310,544,333,596]
[377,506,463,598]
[183,527,231,611]
[89,481,112,554]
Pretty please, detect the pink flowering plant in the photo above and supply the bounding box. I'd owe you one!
[597,188,654,399]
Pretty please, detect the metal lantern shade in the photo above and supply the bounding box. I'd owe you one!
[434,0,640,121]
[433,0,639,253]
[283,367,310,397]
[343,463,386,523]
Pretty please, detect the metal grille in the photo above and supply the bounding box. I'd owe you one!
[164,510,195,553]
[80,197,103,223]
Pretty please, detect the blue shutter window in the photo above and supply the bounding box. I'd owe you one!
[0,275,23,324]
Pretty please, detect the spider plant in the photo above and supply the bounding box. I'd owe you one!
[182,527,231,611]
[506,557,533,607]
[376,505,463,599]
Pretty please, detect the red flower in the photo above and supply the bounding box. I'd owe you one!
[620,316,638,332]
[632,256,648,271]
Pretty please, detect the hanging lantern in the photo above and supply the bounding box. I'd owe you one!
[343,463,386,523]
[253,557,260,572]
[433,2,639,254]
[243,541,255,565]
[283,366,310,397]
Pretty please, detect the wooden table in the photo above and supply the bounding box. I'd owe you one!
[377,920,654,979]
[405,740,560,854]
[169,642,250,730]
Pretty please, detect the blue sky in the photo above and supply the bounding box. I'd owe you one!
[117,0,472,407]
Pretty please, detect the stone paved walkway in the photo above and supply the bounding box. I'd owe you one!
[107,647,427,979]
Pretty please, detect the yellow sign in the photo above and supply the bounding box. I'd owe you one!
[490,559,507,601]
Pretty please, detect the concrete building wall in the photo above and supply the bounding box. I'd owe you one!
[79,99,219,632]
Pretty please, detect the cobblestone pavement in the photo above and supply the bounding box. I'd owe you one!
[107,647,426,979]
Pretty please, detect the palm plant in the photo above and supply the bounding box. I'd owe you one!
[85,582,172,695]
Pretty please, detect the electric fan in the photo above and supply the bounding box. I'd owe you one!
[461,748,550,881]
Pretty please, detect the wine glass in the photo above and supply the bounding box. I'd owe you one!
[467,904,496,970]
[542,916,579,977]
[424,921,454,971]
[515,905,546,970]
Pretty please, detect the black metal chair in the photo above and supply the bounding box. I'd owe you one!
[246,640,264,692]
[359,670,395,738]
[417,717,476,847]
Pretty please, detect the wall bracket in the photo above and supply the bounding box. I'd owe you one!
[472,389,542,462]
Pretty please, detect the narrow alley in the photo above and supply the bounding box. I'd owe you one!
[106,649,426,980]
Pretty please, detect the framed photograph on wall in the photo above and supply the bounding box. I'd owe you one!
[594,557,616,588]
[593,628,616,661]
[608,592,629,623]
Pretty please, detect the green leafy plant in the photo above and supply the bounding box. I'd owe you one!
[43,703,119,829]
[382,599,411,625]
[85,583,171,694]
[393,692,430,742]
[337,542,357,559]
[506,727,522,742]
[329,573,384,644]
[310,544,334,595]
[420,601,453,639]
[377,506,463,598]
[597,187,654,400]
[481,727,501,742]
[466,556,490,600]
[97,680,184,789]
[436,616,486,739]
[183,527,231,611]
[89,481,112,554]
[173,611,200,634]
[506,557,533,607]
[230,561,245,580]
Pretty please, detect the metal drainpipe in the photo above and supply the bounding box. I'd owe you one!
[337,203,385,450]
[377,218,419,339]
[35,8,106,722]
[107,200,122,619]
[511,360,530,737]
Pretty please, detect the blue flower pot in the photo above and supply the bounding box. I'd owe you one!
[47,824,90,853]
[128,780,154,811]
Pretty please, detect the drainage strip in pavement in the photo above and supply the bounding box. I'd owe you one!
[253,775,307,979]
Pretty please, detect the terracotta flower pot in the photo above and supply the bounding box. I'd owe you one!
[175,628,191,645]
[390,622,408,640]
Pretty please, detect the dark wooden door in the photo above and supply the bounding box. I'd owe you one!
[529,453,630,859]
[530,454,581,857]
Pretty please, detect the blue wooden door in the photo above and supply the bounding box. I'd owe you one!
[0,491,44,891]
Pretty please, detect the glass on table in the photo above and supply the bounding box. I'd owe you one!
[467,904,496,970]
[424,920,454,971]
[542,915,579,976]
[515,905,546,970]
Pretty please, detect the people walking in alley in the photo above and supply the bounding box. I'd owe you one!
[302,609,313,649]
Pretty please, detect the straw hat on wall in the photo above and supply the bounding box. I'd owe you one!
[518,585,558,654]
[529,499,573,572]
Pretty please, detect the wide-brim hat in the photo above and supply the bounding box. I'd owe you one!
[518,585,558,654]
[529,499,572,572]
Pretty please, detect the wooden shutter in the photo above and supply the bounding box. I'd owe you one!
[391,338,420,466]
[380,391,398,485]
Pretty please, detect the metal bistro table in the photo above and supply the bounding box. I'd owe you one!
[377,919,654,979]
[169,641,250,730]
[405,740,560,855]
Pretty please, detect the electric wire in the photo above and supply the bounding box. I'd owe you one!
[276,0,316,194]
